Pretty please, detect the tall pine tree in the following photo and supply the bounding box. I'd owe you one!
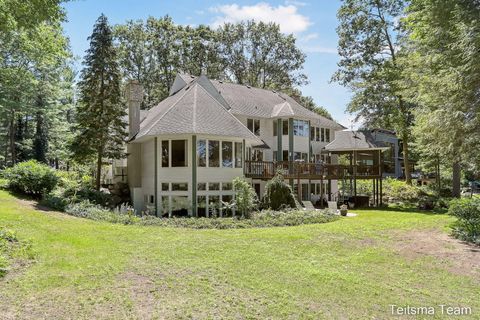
[72,14,126,190]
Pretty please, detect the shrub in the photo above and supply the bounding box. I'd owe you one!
[65,201,139,225]
[262,172,296,210]
[40,169,115,210]
[139,209,338,229]
[40,192,70,211]
[232,177,258,218]
[0,178,7,189]
[65,187,114,207]
[4,160,58,197]
[383,177,423,204]
[448,197,480,245]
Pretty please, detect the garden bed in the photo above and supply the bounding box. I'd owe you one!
[63,201,338,229]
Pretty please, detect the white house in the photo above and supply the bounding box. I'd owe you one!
[123,74,353,216]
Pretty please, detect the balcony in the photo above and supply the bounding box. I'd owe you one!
[244,161,382,180]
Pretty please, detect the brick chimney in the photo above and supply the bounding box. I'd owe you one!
[125,80,143,138]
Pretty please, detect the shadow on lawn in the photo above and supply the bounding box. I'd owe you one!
[358,205,448,215]
[2,190,55,213]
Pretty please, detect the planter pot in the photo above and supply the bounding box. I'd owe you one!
[340,209,348,216]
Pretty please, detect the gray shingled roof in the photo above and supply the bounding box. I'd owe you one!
[170,74,343,129]
[134,76,262,142]
[210,80,343,129]
[324,131,389,151]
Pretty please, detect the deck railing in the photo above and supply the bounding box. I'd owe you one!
[244,161,381,179]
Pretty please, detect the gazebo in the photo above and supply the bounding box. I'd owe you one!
[322,130,389,207]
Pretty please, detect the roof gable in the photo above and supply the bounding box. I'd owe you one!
[135,78,261,142]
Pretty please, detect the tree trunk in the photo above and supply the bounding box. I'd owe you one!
[96,150,103,191]
[452,160,461,198]
[9,110,16,166]
[436,158,441,196]
[402,131,412,185]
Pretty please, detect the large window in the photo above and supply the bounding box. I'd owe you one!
[171,196,189,217]
[293,120,309,137]
[208,140,220,167]
[197,196,207,217]
[171,140,187,167]
[325,128,331,142]
[172,183,188,191]
[222,141,233,167]
[209,182,220,190]
[235,142,242,168]
[247,119,260,136]
[282,120,289,135]
[161,140,169,167]
[197,139,206,167]
[293,152,308,161]
[310,126,315,140]
[316,127,320,141]
[321,128,325,142]
[273,122,278,136]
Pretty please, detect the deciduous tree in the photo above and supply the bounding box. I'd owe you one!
[332,0,413,183]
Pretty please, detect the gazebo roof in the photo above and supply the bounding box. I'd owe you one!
[324,131,390,152]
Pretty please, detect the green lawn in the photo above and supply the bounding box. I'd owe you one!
[0,190,479,319]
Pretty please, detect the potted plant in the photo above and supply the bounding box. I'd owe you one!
[339,204,348,216]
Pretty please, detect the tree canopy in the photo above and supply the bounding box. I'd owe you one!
[333,0,413,183]
[113,18,310,108]
[400,0,480,196]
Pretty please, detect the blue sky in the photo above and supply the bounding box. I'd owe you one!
[63,0,354,127]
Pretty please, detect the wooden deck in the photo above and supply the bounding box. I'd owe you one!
[244,161,382,180]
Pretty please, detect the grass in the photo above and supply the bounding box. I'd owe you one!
[0,190,479,319]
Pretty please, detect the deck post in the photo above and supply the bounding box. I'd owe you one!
[192,135,197,217]
[372,178,376,206]
[328,179,332,201]
[379,149,383,205]
[380,178,383,206]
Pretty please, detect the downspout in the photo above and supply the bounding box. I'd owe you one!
[192,135,197,216]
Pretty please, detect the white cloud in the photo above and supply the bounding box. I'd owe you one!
[210,2,311,34]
